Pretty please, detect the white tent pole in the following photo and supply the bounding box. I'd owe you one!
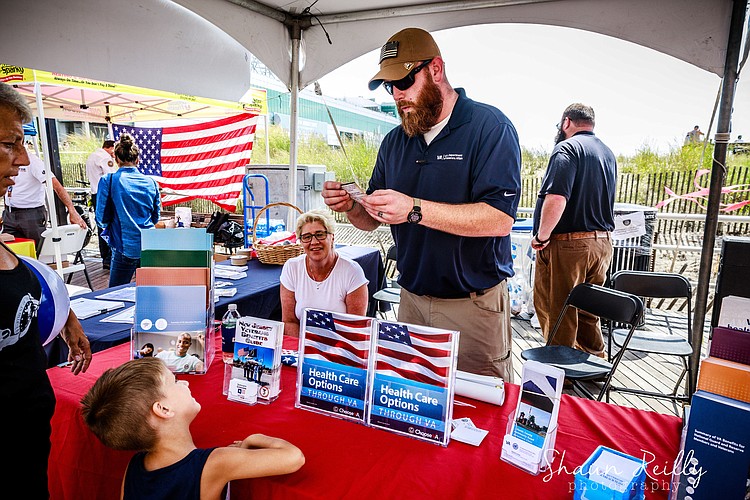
[264,114,270,165]
[288,25,301,228]
[33,71,64,277]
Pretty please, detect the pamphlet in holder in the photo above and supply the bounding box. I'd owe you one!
[501,409,558,475]
[500,360,564,475]
[221,316,284,404]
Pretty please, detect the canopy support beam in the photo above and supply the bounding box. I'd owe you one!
[689,0,748,396]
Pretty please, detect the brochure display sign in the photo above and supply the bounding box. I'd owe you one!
[295,309,374,423]
[366,320,459,446]
[223,316,284,404]
[132,228,215,373]
[501,360,564,475]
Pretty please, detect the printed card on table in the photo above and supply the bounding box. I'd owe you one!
[366,320,459,446]
[296,309,375,424]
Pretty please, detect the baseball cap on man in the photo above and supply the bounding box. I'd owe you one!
[368,28,441,91]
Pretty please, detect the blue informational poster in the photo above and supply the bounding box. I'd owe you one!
[366,320,459,446]
[135,285,207,332]
[296,309,374,423]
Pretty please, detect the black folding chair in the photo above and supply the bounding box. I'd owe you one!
[521,283,643,402]
[373,244,400,319]
[608,270,694,402]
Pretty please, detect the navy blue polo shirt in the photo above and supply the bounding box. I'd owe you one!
[532,131,617,234]
[368,88,521,297]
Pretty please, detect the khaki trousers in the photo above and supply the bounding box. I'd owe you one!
[398,281,513,383]
[533,235,612,356]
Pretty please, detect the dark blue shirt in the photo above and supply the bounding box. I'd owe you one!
[533,131,617,234]
[123,448,217,499]
[368,88,521,297]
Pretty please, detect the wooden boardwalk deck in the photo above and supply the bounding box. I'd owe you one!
[67,223,707,418]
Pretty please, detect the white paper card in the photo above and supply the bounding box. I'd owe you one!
[71,298,125,319]
[612,210,646,241]
[717,295,750,331]
[227,379,258,405]
[451,425,488,446]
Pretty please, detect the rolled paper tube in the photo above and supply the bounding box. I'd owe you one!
[454,371,505,406]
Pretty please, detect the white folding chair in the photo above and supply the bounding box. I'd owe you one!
[37,224,93,290]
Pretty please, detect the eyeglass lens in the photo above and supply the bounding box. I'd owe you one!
[384,59,432,95]
[300,231,328,242]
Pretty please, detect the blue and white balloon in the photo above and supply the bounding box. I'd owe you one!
[19,256,70,346]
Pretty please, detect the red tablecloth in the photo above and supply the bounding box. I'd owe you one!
[48,336,682,499]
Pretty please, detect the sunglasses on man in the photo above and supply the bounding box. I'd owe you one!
[383,59,433,95]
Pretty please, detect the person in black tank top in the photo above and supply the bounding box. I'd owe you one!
[0,82,93,498]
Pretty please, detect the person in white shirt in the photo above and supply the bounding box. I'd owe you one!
[156,332,205,373]
[1,150,86,248]
[86,140,115,267]
[280,209,369,337]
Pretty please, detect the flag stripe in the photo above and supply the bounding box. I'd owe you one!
[375,361,444,386]
[305,332,370,360]
[304,347,364,368]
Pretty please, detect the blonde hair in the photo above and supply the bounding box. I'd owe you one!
[295,209,336,237]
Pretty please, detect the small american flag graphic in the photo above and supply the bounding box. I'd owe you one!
[112,113,257,212]
[375,321,454,387]
[379,41,399,62]
[303,310,372,369]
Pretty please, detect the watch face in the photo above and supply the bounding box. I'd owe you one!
[407,209,422,224]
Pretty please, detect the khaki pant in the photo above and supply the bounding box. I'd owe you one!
[398,281,513,383]
[533,235,612,356]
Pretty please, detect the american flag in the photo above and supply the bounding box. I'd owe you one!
[303,310,372,369]
[112,113,257,212]
[375,321,455,386]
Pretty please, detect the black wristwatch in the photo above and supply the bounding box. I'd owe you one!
[407,198,422,224]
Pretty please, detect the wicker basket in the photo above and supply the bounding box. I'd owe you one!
[252,202,304,265]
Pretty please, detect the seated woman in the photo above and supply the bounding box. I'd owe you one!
[280,209,369,337]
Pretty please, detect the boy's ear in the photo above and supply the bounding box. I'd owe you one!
[152,401,175,419]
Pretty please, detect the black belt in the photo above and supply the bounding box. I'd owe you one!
[436,282,502,299]
[5,205,44,212]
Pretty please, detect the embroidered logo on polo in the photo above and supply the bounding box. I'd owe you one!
[436,154,464,161]
[380,41,399,62]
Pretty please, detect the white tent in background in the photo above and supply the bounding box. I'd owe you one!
[1,0,747,396]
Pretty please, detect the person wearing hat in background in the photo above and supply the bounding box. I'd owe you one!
[0,81,92,499]
[86,139,115,269]
[322,27,521,383]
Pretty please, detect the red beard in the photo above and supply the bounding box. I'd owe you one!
[397,73,444,137]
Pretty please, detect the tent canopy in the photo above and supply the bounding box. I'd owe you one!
[1,65,267,124]
[1,0,735,99]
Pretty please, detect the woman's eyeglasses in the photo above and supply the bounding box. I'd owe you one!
[299,231,330,243]
[383,59,433,95]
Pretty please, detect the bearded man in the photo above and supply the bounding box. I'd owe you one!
[322,28,521,382]
[530,103,617,357]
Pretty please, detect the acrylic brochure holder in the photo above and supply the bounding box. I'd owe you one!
[501,409,559,475]
[500,359,564,475]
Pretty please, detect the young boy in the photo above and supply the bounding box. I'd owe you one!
[80,357,304,499]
